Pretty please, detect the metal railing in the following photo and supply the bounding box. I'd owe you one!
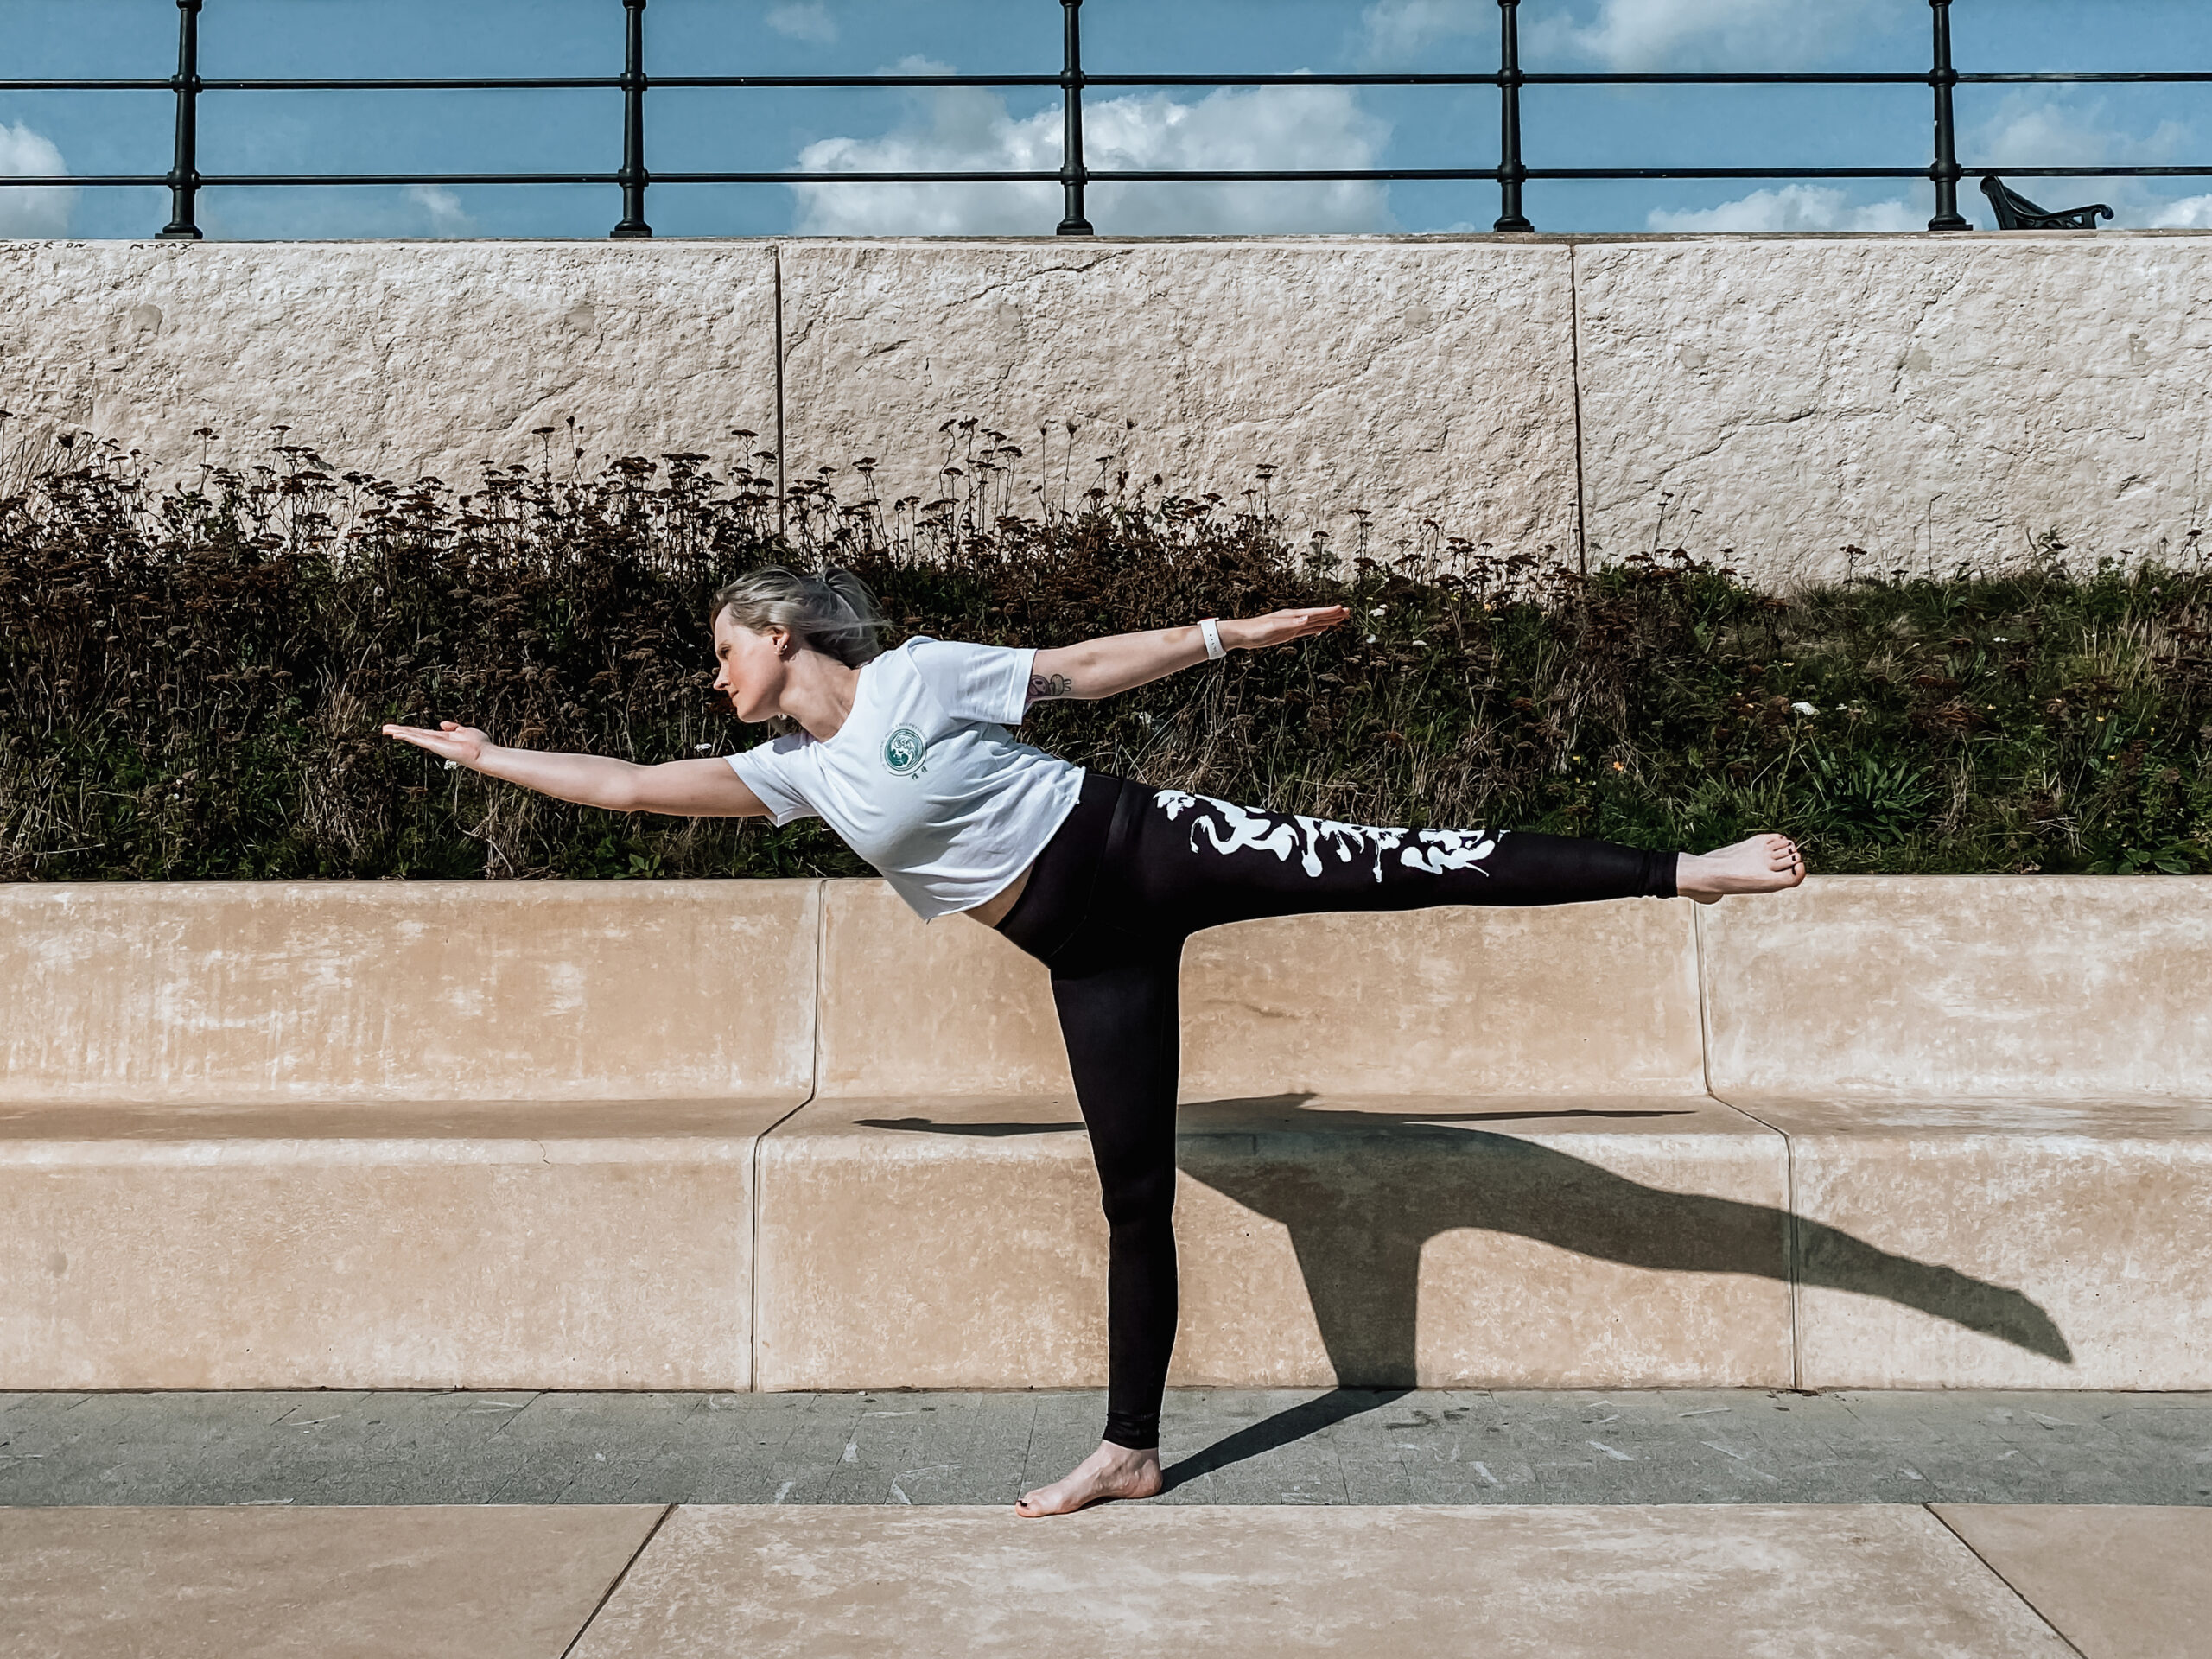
[3,0,2210,239]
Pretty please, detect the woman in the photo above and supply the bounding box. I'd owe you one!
[385,565,1803,1517]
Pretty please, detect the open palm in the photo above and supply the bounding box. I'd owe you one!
[381,720,490,766]
[1232,606,1350,650]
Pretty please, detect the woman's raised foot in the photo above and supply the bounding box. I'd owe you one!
[1015,1440,1164,1518]
[1677,834,1806,905]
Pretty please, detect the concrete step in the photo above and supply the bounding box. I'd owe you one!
[2,877,2208,1392]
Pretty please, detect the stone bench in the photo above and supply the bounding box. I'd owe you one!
[753,881,1792,1393]
[0,882,817,1390]
[3,875,2206,1393]
[1704,878,2212,1390]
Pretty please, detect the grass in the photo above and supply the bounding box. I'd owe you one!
[3,422,2208,881]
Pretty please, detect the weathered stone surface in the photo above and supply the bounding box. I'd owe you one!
[772,884,1772,1393]
[776,238,1581,556]
[0,880,820,1104]
[0,1101,773,1389]
[572,1503,2074,1658]
[1732,1097,2212,1391]
[0,1504,661,1659]
[1932,1505,2212,1658]
[10,233,2212,580]
[1577,234,2212,583]
[817,878,1706,1101]
[756,1094,1794,1392]
[0,240,777,484]
[1700,876,2212,1099]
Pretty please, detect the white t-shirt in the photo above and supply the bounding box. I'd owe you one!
[726,637,1085,919]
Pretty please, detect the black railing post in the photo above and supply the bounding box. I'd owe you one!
[1927,0,1970,230]
[1494,0,1533,232]
[158,0,203,239]
[611,0,652,237]
[1057,0,1093,235]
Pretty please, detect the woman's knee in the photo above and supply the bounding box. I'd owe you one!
[1097,1165,1177,1232]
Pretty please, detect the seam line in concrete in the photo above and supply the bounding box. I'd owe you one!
[1694,906,1802,1387]
[560,1501,675,1659]
[1719,1090,1801,1392]
[1567,240,1589,575]
[772,239,787,537]
[749,879,828,1393]
[1692,901,1713,1101]
[1923,1504,2088,1658]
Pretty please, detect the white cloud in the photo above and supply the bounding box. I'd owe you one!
[2151,194,2212,229]
[1529,0,1903,71]
[766,2,836,46]
[0,119,74,238]
[791,64,1392,236]
[1966,93,2195,227]
[404,184,476,237]
[1648,183,1921,233]
[1360,0,1485,64]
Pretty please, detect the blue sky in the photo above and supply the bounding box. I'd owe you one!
[4,0,2211,238]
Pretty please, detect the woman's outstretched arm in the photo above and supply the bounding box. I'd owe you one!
[1027,606,1348,704]
[381,721,769,817]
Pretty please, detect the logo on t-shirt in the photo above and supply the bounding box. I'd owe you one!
[881,725,929,777]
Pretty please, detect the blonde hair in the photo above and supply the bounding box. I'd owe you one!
[712,565,885,666]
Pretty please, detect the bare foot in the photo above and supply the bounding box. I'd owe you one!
[1015,1440,1164,1517]
[1677,834,1806,905]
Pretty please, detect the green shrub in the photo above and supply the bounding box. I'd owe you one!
[2,425,2208,880]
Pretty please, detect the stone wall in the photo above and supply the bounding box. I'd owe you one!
[3,232,2208,582]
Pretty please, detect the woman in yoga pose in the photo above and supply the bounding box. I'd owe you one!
[384,565,1804,1517]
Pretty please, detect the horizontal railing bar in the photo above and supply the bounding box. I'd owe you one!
[12,69,2212,96]
[3,173,622,187]
[18,164,2212,193]
[0,79,181,92]
[1959,72,2212,83]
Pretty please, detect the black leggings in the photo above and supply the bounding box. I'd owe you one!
[995,770,1677,1450]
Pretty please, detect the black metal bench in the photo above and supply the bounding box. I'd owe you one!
[1980,175,2114,230]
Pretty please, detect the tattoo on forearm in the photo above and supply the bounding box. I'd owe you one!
[1028,671,1076,704]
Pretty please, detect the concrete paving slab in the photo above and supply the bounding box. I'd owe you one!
[7,1389,2209,1510]
[569,1503,2071,1658]
[1933,1505,2212,1659]
[0,1503,664,1659]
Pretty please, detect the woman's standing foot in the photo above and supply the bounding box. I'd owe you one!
[1016,1440,1165,1517]
[1677,834,1806,904]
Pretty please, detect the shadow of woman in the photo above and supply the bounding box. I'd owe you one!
[857,1096,2071,1490]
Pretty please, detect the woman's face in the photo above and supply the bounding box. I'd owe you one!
[712,611,790,722]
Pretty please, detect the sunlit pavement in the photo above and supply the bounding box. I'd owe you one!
[5,1389,2209,1656]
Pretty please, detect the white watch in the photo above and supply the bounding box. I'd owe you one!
[1198,617,1226,661]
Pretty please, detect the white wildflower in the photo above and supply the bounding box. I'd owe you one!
[1790,702,1818,716]
[443,760,460,769]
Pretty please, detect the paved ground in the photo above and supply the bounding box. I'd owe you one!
[8,1499,2212,1656]
[4,1387,2209,1509]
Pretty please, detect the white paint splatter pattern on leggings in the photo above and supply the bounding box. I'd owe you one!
[1153,790,1501,880]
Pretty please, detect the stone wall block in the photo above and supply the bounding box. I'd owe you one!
[779,238,1581,556]
[0,240,778,486]
[1577,236,2212,583]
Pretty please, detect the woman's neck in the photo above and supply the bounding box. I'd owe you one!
[779,652,863,741]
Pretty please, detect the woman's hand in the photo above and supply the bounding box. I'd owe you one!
[1222,606,1350,652]
[381,720,492,769]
